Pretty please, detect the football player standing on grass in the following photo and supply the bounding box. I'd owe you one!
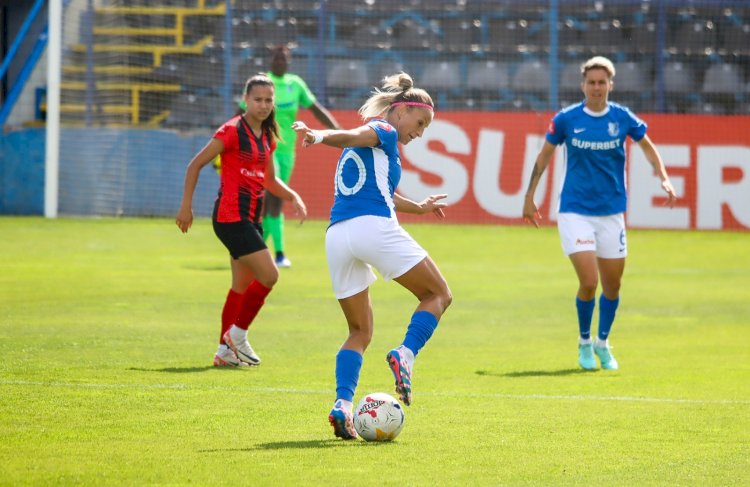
[293,72,452,440]
[523,56,677,371]
[219,45,341,268]
[176,74,307,368]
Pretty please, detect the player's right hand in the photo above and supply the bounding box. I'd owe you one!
[175,207,193,233]
[522,197,541,228]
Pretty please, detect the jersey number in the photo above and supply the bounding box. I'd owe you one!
[335,151,366,196]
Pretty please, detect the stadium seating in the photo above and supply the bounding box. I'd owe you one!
[701,62,746,114]
[54,0,750,127]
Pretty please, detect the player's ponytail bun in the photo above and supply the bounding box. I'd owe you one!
[379,72,414,92]
[359,72,433,120]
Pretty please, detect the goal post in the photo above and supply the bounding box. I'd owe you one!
[44,0,62,218]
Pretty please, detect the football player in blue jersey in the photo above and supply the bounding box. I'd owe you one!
[523,56,677,371]
[292,73,452,439]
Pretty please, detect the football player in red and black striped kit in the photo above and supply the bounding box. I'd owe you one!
[176,74,307,367]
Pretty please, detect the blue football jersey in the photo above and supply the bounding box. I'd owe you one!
[330,119,401,226]
[546,101,647,216]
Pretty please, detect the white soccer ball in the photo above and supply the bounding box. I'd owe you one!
[353,392,405,441]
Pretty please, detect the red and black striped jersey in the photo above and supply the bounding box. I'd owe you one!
[212,115,276,223]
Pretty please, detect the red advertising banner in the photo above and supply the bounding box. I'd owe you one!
[291,111,750,231]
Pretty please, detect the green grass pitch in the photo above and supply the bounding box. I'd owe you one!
[1,217,748,485]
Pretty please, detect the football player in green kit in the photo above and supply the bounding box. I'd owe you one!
[224,45,339,267]
[262,45,340,267]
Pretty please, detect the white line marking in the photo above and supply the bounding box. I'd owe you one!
[1,379,748,405]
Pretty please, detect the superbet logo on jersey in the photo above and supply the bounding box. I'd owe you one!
[377,122,393,132]
[548,121,555,134]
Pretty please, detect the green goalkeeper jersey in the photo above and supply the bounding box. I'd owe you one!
[268,72,316,155]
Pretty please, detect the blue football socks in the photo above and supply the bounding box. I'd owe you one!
[576,297,595,340]
[598,294,620,341]
[402,310,439,357]
[335,349,363,402]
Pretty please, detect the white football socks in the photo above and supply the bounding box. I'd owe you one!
[229,324,247,341]
[335,399,353,412]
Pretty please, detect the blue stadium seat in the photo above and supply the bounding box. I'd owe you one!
[663,61,696,94]
[510,60,550,94]
[327,59,370,90]
[420,61,462,91]
[702,62,744,94]
[466,60,510,93]
[559,61,583,95]
[614,61,651,94]
[701,62,745,113]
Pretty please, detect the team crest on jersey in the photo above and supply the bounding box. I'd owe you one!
[377,122,393,132]
[608,122,620,137]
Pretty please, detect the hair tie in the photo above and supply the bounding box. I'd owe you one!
[391,101,434,111]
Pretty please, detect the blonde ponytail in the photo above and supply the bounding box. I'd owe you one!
[358,72,433,120]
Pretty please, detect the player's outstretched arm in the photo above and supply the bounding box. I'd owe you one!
[393,193,448,218]
[291,121,378,148]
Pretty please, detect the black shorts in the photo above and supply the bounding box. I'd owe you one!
[213,216,266,260]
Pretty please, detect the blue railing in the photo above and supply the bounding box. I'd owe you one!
[0,0,47,125]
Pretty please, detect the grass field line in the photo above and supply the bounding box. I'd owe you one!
[2,379,748,406]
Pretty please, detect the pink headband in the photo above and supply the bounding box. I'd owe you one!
[391,101,434,111]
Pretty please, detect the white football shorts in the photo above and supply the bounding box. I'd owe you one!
[557,212,627,259]
[325,214,428,299]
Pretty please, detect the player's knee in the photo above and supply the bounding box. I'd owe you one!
[349,327,372,349]
[602,281,621,297]
[258,269,279,289]
[579,279,598,297]
[578,280,597,301]
[440,286,453,311]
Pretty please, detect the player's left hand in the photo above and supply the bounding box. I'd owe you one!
[662,179,677,208]
[291,121,315,147]
[419,194,448,219]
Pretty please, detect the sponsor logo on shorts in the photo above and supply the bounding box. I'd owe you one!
[576,238,595,245]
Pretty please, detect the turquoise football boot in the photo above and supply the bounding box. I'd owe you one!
[594,343,619,370]
[578,343,597,370]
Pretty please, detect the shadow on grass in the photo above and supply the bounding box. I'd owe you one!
[199,439,387,452]
[476,368,591,378]
[128,366,218,373]
[182,264,227,272]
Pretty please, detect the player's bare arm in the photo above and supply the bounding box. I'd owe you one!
[637,135,677,208]
[393,193,448,218]
[523,141,556,228]
[291,121,379,148]
[176,138,224,233]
